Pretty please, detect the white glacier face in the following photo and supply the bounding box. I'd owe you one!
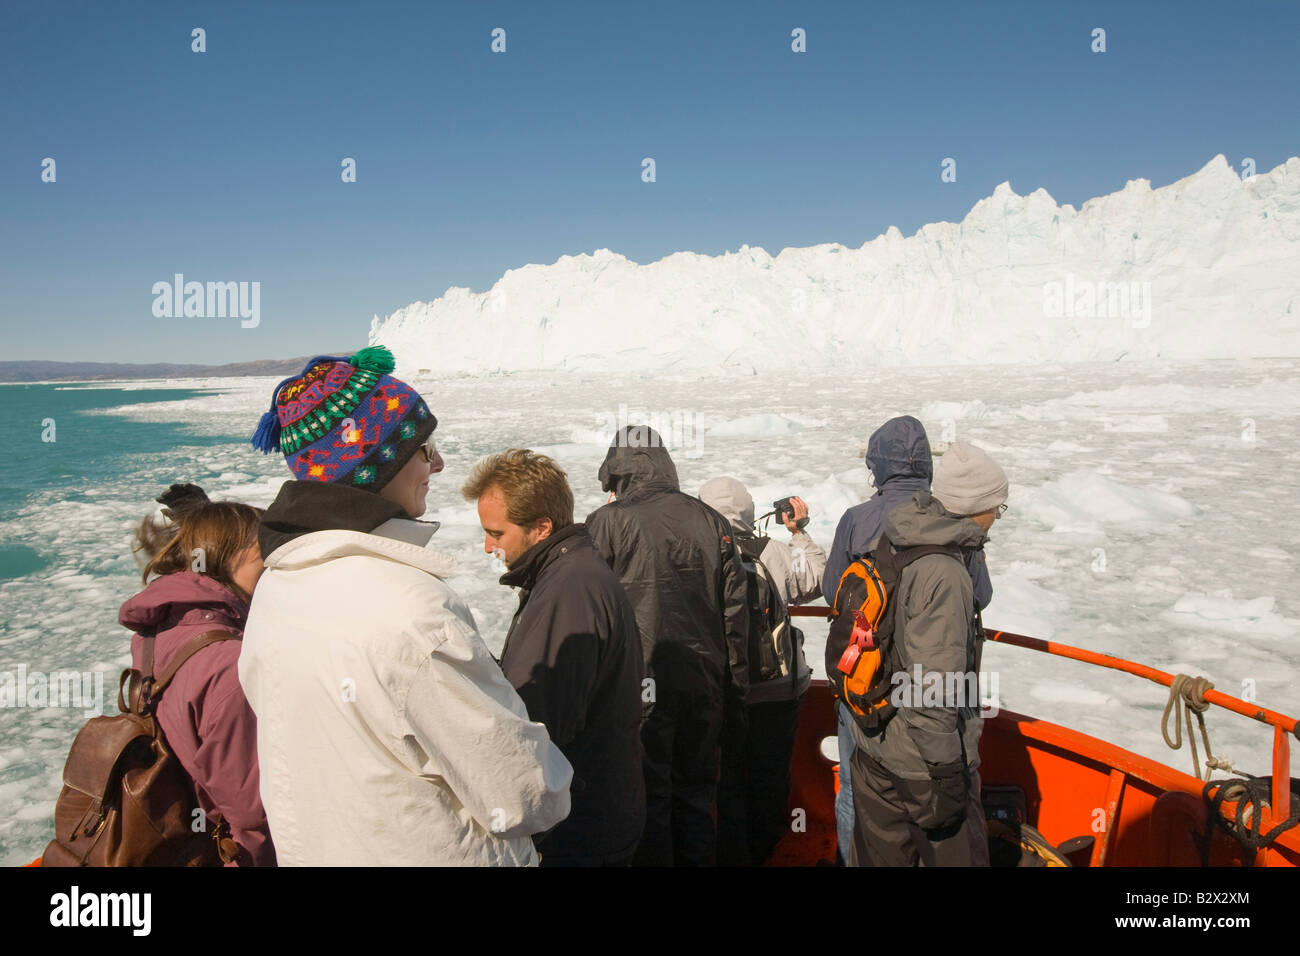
[370,155,1300,374]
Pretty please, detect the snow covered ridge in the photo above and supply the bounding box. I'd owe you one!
[371,155,1300,373]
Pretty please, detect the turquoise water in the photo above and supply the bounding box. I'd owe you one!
[0,383,244,532]
[1,382,253,586]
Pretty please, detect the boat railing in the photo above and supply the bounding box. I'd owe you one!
[786,605,1297,823]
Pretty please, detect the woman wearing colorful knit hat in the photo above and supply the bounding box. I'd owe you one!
[238,346,572,866]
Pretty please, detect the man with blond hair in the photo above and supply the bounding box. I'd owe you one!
[463,449,646,866]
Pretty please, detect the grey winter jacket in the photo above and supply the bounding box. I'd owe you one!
[850,490,987,781]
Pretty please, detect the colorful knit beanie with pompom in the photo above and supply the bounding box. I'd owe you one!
[249,346,436,491]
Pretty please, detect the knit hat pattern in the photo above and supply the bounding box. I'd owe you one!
[932,440,1009,516]
[250,346,436,490]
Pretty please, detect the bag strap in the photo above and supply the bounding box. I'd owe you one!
[869,537,965,660]
[876,538,965,575]
[736,534,771,563]
[145,630,240,704]
[749,553,790,631]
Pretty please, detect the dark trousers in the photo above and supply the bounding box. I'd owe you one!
[717,696,803,866]
[634,684,723,867]
[850,748,988,867]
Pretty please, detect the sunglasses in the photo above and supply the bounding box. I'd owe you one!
[996,502,1009,517]
[418,437,439,464]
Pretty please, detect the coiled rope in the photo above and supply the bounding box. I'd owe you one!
[1161,674,1234,779]
[1201,775,1300,857]
[1160,674,1300,858]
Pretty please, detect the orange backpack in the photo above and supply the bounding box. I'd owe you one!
[825,537,963,732]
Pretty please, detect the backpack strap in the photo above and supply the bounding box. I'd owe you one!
[142,630,240,706]
[749,553,790,631]
[736,534,771,563]
[868,536,966,666]
[875,538,965,577]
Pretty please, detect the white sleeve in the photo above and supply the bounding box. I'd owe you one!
[775,531,828,605]
[403,616,573,840]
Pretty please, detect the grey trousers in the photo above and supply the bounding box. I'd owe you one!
[850,748,989,867]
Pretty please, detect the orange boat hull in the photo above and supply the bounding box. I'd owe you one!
[770,680,1300,867]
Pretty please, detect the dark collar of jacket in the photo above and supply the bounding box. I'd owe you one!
[259,479,438,558]
[498,523,587,591]
[872,474,930,501]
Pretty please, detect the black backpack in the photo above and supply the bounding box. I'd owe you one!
[735,535,805,687]
[825,535,965,733]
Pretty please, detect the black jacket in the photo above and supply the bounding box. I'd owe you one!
[499,523,646,865]
[585,427,750,704]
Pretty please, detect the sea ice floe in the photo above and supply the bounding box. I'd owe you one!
[1102,415,1170,433]
[1247,545,1292,562]
[983,574,1065,639]
[1160,591,1298,639]
[707,413,803,438]
[920,399,991,424]
[1028,681,1120,708]
[1046,440,1093,453]
[1024,470,1195,529]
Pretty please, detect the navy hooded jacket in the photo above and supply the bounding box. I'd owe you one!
[821,416,992,611]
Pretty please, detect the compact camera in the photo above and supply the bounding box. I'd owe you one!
[773,497,809,530]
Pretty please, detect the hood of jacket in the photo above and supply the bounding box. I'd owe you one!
[697,476,754,534]
[597,425,680,498]
[884,490,988,550]
[259,479,439,558]
[867,415,933,489]
[119,570,248,639]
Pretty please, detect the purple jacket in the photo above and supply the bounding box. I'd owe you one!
[118,571,276,866]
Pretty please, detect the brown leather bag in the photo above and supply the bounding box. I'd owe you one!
[42,630,245,867]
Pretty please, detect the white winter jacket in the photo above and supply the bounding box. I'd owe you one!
[239,519,573,866]
[697,476,827,606]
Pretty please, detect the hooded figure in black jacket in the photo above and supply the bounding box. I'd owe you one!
[586,425,751,866]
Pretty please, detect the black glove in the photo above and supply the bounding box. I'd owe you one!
[917,758,970,831]
[156,482,209,519]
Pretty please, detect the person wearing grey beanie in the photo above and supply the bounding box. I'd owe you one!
[932,441,1009,519]
[848,441,1010,867]
[824,421,997,865]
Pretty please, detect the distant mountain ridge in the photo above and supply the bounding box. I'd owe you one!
[0,356,338,384]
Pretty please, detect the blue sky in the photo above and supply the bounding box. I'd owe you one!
[2,0,1297,364]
